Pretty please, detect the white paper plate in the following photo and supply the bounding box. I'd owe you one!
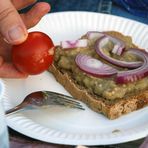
[3,12,148,146]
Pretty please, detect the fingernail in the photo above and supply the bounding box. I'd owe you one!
[8,25,27,44]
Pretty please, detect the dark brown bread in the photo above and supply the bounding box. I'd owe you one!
[48,31,148,119]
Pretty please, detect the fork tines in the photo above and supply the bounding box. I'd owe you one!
[45,91,85,110]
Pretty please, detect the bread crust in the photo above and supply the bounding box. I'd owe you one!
[48,64,148,119]
[48,31,148,119]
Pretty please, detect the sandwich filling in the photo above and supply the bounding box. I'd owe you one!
[54,32,148,100]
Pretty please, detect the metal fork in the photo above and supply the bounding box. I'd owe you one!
[5,91,85,115]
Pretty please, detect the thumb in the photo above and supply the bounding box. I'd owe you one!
[0,0,28,45]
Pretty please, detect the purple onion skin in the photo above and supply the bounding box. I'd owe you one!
[75,54,117,78]
[95,37,143,69]
[116,48,148,84]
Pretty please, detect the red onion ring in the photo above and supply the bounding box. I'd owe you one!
[95,36,143,68]
[75,54,117,77]
[87,31,124,56]
[116,48,148,84]
[60,39,88,49]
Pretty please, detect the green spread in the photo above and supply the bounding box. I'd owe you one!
[54,36,148,100]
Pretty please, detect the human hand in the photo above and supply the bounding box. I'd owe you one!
[0,0,50,78]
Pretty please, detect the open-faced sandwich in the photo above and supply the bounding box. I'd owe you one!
[48,31,148,119]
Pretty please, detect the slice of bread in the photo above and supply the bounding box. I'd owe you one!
[48,31,148,119]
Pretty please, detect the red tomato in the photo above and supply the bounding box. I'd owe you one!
[12,31,54,75]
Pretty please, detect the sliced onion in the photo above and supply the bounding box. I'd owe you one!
[75,54,117,77]
[87,31,124,56]
[86,31,105,40]
[111,42,125,56]
[60,39,88,49]
[116,49,148,84]
[95,36,143,68]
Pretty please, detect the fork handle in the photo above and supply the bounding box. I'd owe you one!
[5,104,24,115]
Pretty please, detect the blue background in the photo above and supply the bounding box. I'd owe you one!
[35,0,148,24]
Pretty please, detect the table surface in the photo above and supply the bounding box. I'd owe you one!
[10,0,148,147]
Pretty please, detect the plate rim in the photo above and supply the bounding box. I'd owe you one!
[48,11,148,26]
